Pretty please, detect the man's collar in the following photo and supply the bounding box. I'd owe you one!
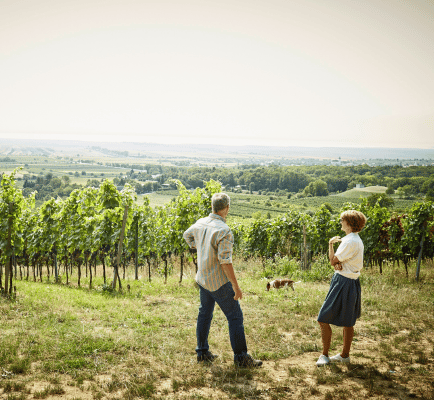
[209,213,226,222]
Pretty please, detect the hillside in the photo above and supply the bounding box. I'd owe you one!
[334,186,388,198]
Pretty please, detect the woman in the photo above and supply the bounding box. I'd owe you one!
[316,210,367,366]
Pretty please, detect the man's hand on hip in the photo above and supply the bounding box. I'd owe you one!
[221,263,242,300]
[233,286,243,300]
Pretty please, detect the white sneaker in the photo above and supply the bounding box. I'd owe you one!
[329,353,350,363]
[316,354,330,366]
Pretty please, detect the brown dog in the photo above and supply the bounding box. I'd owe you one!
[266,279,295,291]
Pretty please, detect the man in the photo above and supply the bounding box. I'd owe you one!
[183,193,262,367]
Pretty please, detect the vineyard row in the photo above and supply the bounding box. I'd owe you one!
[1,169,433,295]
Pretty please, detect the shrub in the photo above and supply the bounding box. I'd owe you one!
[262,256,301,279]
[252,211,262,220]
[304,256,334,282]
[10,358,30,374]
[261,255,333,282]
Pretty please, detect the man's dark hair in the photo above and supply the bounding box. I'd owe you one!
[212,193,230,214]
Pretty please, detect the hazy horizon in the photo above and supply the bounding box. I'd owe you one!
[1,0,434,148]
[3,137,434,158]
[1,135,434,151]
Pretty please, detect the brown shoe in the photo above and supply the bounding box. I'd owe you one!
[197,351,218,363]
[234,354,262,367]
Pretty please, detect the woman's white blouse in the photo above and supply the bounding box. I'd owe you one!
[335,232,364,280]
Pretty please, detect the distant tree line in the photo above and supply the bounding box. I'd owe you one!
[20,164,434,202]
[155,164,434,199]
[22,173,82,201]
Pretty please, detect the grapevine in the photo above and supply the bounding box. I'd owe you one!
[1,171,433,291]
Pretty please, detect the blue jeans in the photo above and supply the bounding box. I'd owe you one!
[196,281,248,361]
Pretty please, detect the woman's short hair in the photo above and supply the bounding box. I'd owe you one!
[341,210,367,233]
[212,193,230,213]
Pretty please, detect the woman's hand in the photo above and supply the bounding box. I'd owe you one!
[334,262,343,271]
[329,237,342,267]
[329,236,341,245]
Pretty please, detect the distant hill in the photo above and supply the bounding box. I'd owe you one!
[334,186,388,198]
[1,138,434,160]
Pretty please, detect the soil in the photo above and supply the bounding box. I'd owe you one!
[8,331,430,400]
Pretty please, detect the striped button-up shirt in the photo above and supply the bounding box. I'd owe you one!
[183,213,233,291]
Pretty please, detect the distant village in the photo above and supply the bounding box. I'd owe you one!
[261,158,434,167]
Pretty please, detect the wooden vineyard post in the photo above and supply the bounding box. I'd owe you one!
[179,253,184,284]
[88,252,93,289]
[161,253,168,285]
[53,246,59,283]
[13,253,17,280]
[415,232,425,282]
[12,253,16,290]
[135,218,139,280]
[65,253,69,284]
[5,256,11,295]
[148,257,151,282]
[113,205,128,291]
[102,254,106,285]
[302,225,308,271]
[4,203,13,296]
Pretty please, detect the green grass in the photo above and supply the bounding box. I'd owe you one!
[335,185,388,197]
[1,257,433,399]
[109,185,420,215]
[144,190,178,208]
[225,190,418,219]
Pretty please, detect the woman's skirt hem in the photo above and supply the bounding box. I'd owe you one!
[317,273,361,327]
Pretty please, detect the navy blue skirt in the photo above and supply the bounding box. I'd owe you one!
[317,273,361,327]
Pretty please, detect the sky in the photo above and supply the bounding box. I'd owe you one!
[1,0,433,148]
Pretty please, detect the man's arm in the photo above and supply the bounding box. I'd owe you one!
[183,228,196,249]
[221,263,242,300]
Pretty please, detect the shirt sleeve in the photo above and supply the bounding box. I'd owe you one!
[335,240,357,262]
[217,230,234,264]
[183,226,196,249]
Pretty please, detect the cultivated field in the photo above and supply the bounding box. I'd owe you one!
[1,153,420,213]
[1,258,433,399]
[146,188,417,221]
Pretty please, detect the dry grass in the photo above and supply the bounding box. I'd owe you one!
[1,257,433,399]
